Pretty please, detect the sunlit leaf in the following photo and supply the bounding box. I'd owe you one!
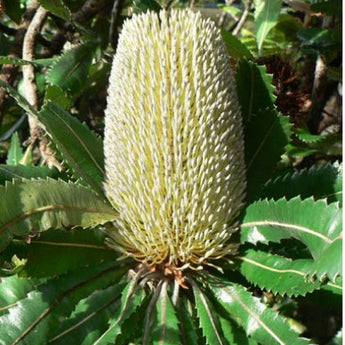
[192,280,228,345]
[260,161,342,206]
[0,262,126,345]
[38,102,105,196]
[254,0,283,52]
[210,280,309,345]
[235,248,321,296]
[0,178,117,251]
[5,132,23,165]
[240,197,342,260]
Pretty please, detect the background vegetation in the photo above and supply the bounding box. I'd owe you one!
[0,0,342,344]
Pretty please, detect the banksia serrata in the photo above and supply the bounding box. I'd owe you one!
[104,10,246,272]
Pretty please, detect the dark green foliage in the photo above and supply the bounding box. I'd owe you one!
[0,2,342,344]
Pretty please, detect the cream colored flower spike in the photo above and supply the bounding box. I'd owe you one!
[104,10,246,270]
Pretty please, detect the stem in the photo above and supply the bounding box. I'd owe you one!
[232,0,252,36]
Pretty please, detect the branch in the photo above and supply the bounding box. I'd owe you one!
[232,0,252,36]
[0,6,37,125]
[22,5,48,111]
[109,0,125,51]
[21,4,62,170]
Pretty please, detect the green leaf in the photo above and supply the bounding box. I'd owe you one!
[221,29,253,59]
[260,162,342,206]
[149,282,180,345]
[48,283,125,345]
[192,280,228,345]
[0,56,56,67]
[210,280,309,345]
[47,42,97,97]
[177,296,200,345]
[307,236,342,282]
[235,248,321,296]
[38,0,72,21]
[0,178,117,252]
[93,282,147,344]
[0,262,126,345]
[240,197,342,260]
[3,0,24,24]
[323,277,342,296]
[3,228,119,278]
[235,60,276,122]
[6,132,23,165]
[38,102,105,196]
[219,317,258,345]
[0,276,41,317]
[0,164,64,185]
[132,0,162,14]
[244,109,291,200]
[0,79,38,117]
[254,0,283,52]
[44,85,72,109]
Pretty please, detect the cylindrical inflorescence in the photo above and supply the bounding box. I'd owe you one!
[104,10,246,269]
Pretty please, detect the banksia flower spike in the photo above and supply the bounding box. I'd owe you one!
[104,10,246,273]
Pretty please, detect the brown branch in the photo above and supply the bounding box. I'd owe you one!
[22,5,48,111]
[21,4,62,169]
[0,6,37,126]
[232,0,252,36]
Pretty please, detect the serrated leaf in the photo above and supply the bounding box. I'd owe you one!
[307,236,342,282]
[221,29,253,59]
[47,42,97,97]
[294,127,325,143]
[260,162,342,206]
[38,0,72,21]
[322,277,342,296]
[38,102,105,196]
[3,228,118,278]
[149,282,180,345]
[93,282,147,344]
[235,248,321,296]
[240,197,342,260]
[0,178,117,252]
[244,108,291,200]
[235,60,276,122]
[6,132,23,165]
[177,296,199,345]
[254,0,283,52]
[210,280,309,345]
[48,283,125,345]
[218,317,258,345]
[0,164,64,185]
[192,280,228,345]
[0,262,126,345]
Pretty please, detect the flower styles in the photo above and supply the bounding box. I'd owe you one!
[104,10,246,270]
